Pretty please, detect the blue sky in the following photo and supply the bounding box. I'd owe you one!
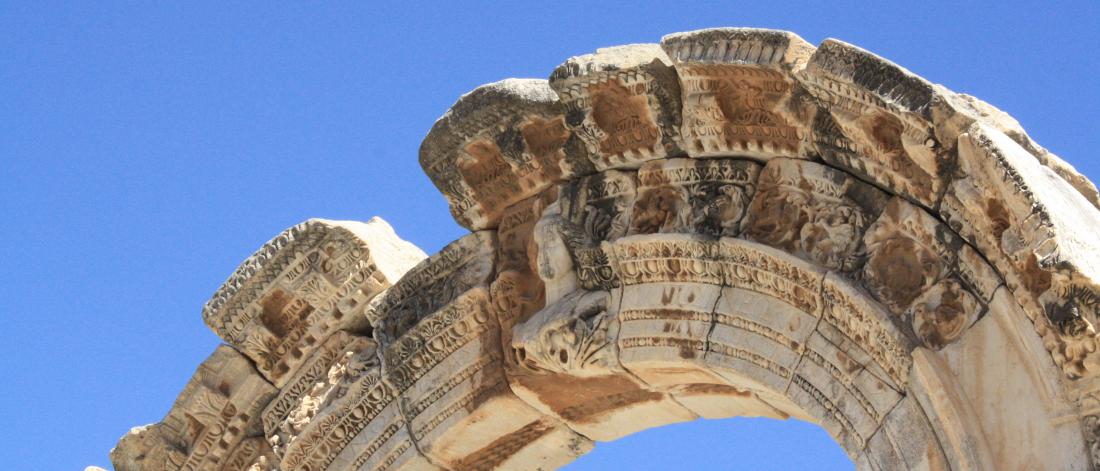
[1,2,1097,469]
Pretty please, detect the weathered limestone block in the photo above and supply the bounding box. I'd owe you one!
[948,93,1100,210]
[508,288,696,442]
[608,235,815,420]
[114,28,1100,471]
[628,158,760,238]
[944,123,1100,377]
[370,232,496,343]
[863,396,950,470]
[549,44,683,169]
[742,158,888,272]
[420,79,593,230]
[492,189,558,336]
[111,346,277,471]
[202,218,426,387]
[371,232,591,469]
[928,287,1091,470]
[797,39,951,208]
[261,331,376,464]
[557,170,636,290]
[275,341,433,471]
[821,272,914,389]
[660,28,818,159]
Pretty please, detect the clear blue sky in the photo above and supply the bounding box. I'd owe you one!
[2,2,1097,469]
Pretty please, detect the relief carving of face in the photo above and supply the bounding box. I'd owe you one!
[744,189,810,250]
[800,204,865,270]
[631,186,685,235]
[511,291,612,376]
[864,236,943,312]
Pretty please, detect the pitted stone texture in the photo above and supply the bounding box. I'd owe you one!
[508,288,699,442]
[945,123,1100,378]
[420,79,592,230]
[661,28,818,159]
[629,158,760,238]
[741,158,888,272]
[201,218,425,387]
[115,28,1100,471]
[550,44,683,170]
[369,231,496,344]
[110,346,277,471]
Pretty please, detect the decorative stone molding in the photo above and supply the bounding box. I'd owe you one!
[114,27,1100,470]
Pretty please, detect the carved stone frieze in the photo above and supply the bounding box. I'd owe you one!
[945,122,1100,379]
[741,158,887,272]
[201,218,425,387]
[630,158,759,237]
[661,28,818,159]
[549,44,683,169]
[369,231,496,344]
[112,346,277,471]
[557,170,636,290]
[420,79,593,230]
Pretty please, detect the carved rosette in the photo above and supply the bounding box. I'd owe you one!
[115,26,1100,471]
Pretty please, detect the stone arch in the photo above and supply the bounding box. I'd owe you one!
[113,28,1100,470]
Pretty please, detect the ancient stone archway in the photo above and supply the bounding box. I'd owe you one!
[111,28,1100,470]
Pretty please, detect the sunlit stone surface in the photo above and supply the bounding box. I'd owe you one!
[113,28,1100,470]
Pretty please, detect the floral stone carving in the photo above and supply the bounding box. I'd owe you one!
[115,27,1100,471]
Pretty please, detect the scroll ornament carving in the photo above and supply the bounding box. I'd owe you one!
[114,27,1100,471]
[267,337,378,458]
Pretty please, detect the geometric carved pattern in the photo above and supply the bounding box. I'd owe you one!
[114,27,1100,471]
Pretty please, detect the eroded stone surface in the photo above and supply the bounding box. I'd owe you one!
[202,218,426,387]
[115,27,1100,471]
[661,28,818,159]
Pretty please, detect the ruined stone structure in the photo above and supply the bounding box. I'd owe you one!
[111,28,1100,470]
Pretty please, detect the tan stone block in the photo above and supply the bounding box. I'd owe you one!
[741,158,889,272]
[419,79,594,230]
[509,289,697,442]
[705,286,817,394]
[944,122,1100,378]
[790,332,903,451]
[202,218,426,387]
[628,158,760,238]
[110,346,277,471]
[329,401,438,471]
[370,231,496,344]
[866,396,950,471]
[821,272,914,389]
[663,382,789,420]
[617,282,721,384]
[797,39,949,208]
[550,44,682,170]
